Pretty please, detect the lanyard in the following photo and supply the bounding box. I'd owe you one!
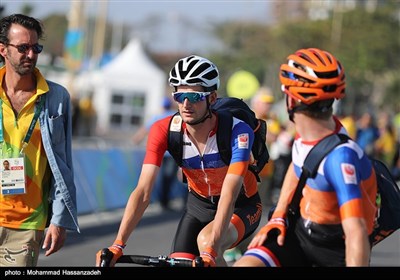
[0,95,45,154]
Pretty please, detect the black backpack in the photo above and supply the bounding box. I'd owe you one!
[167,97,269,181]
[288,133,400,246]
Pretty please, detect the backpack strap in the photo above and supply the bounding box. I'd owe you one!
[288,133,350,217]
[167,112,184,167]
[216,110,233,166]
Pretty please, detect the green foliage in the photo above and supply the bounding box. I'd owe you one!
[13,1,398,114]
[210,2,400,114]
[383,71,400,110]
[42,14,68,58]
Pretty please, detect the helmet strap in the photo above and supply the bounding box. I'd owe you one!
[287,104,308,122]
[186,96,212,125]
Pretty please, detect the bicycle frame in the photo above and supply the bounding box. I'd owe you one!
[100,248,204,267]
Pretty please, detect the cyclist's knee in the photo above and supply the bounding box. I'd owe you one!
[196,230,208,252]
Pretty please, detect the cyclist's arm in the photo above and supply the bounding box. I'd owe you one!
[324,147,373,266]
[115,117,170,245]
[273,162,297,216]
[249,162,297,247]
[342,217,370,266]
[203,121,253,255]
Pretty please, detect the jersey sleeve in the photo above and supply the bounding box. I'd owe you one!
[143,116,171,167]
[227,118,254,177]
[324,144,376,220]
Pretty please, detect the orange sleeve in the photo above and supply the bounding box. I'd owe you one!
[227,161,248,177]
[143,117,170,166]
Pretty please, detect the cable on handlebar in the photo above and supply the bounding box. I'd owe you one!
[100,248,205,267]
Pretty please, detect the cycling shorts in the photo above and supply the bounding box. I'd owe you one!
[171,190,262,256]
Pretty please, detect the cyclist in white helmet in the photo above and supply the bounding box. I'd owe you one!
[96,55,262,267]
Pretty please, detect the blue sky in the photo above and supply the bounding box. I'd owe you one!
[1,0,272,53]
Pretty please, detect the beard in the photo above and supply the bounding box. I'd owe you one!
[7,53,37,76]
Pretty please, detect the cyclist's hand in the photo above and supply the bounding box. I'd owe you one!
[248,217,287,248]
[200,247,217,267]
[96,240,125,267]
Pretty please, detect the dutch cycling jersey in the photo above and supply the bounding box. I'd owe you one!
[293,117,378,234]
[144,113,257,198]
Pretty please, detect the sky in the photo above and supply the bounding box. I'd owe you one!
[0,0,272,53]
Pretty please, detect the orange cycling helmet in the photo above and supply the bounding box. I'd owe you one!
[279,48,345,105]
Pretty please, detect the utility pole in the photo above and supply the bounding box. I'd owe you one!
[331,1,343,48]
[64,0,85,98]
[64,0,85,73]
[91,0,108,69]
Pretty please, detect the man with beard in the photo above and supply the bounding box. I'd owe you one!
[0,14,79,266]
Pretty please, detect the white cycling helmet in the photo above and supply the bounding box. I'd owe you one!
[169,55,220,91]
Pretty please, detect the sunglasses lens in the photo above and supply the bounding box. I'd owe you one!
[32,44,43,54]
[173,92,205,103]
[15,44,43,54]
[17,45,29,53]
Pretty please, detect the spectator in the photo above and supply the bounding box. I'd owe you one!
[0,14,79,267]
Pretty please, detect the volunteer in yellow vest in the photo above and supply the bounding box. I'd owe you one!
[0,14,79,267]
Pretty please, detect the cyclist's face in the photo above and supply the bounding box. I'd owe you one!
[175,85,210,123]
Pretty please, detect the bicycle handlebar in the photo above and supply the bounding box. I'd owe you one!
[100,248,204,267]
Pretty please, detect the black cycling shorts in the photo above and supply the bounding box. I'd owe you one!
[260,216,346,267]
[170,190,262,256]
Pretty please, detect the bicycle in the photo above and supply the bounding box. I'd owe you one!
[99,248,204,267]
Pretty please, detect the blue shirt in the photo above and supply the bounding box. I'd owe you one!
[39,79,80,232]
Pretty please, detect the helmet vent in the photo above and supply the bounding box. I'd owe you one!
[191,62,210,77]
[322,85,338,92]
[301,92,317,99]
[315,70,339,79]
[299,53,316,65]
[204,69,218,80]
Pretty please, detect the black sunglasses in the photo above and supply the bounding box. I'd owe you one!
[7,43,43,54]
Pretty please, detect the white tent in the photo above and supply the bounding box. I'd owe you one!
[76,38,166,137]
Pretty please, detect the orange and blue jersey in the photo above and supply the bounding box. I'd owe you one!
[144,113,257,198]
[293,118,377,234]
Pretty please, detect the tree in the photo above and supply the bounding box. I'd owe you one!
[209,1,400,114]
[42,14,68,60]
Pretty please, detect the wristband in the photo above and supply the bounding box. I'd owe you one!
[271,210,286,219]
[112,239,126,250]
[269,217,286,226]
[201,247,217,267]
[202,247,217,258]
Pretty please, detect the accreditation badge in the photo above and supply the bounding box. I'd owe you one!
[1,157,26,195]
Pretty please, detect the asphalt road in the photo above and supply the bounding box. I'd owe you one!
[35,200,400,268]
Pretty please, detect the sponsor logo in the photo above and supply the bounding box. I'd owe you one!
[341,163,357,185]
[247,203,262,225]
[238,133,249,149]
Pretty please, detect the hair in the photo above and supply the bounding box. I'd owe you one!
[290,98,334,120]
[0,14,44,63]
[301,105,333,120]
